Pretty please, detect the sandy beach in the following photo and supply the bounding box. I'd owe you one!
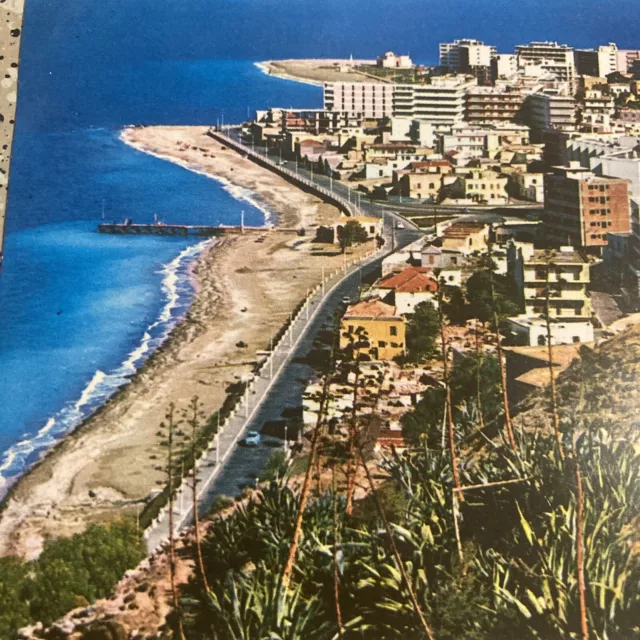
[0,125,372,559]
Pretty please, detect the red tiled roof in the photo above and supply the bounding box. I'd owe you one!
[377,267,438,293]
[344,299,399,318]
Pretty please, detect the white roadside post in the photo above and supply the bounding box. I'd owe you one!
[269,337,274,380]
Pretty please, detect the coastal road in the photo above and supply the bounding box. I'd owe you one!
[144,132,422,552]
[145,234,417,551]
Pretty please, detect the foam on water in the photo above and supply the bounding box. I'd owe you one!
[0,239,212,489]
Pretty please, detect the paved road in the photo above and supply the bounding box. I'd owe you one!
[145,133,422,551]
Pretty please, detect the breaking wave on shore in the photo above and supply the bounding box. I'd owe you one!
[0,240,211,492]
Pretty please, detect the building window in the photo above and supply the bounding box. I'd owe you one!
[390,326,398,336]
[378,341,387,348]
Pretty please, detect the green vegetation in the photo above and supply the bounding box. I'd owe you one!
[465,269,520,325]
[0,519,145,637]
[401,354,502,445]
[405,301,440,362]
[337,220,369,253]
[175,423,639,639]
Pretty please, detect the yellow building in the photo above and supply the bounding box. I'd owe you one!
[340,299,406,360]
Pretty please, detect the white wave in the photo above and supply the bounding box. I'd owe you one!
[37,418,56,438]
[0,239,212,487]
[119,131,274,227]
[74,370,107,412]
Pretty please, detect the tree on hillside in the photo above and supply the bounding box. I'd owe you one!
[337,220,368,253]
[405,301,440,363]
[466,270,519,325]
[401,355,502,446]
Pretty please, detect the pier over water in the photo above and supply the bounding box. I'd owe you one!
[98,223,300,237]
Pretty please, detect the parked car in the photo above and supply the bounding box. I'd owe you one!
[244,431,261,447]
[395,221,405,229]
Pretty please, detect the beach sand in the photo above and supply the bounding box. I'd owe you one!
[0,126,373,559]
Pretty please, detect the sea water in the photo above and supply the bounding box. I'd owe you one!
[1,0,635,487]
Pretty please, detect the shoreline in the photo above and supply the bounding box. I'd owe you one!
[255,61,324,87]
[0,125,361,559]
[0,230,210,499]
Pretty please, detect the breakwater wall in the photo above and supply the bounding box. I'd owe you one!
[207,129,360,218]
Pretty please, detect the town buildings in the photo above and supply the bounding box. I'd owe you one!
[508,243,592,320]
[377,51,413,69]
[515,41,577,90]
[339,299,406,360]
[369,266,438,315]
[465,86,526,124]
[543,162,632,250]
[323,82,395,119]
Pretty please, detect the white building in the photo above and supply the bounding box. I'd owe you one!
[526,90,577,132]
[323,82,395,118]
[516,41,577,89]
[377,51,413,69]
[392,76,477,124]
[439,39,496,70]
[505,315,594,346]
[493,54,518,79]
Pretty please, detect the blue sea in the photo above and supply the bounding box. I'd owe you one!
[1,0,637,487]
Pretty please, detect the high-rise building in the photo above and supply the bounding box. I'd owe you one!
[439,39,496,69]
[543,162,632,250]
[392,76,477,124]
[526,90,577,132]
[465,86,526,124]
[323,76,476,124]
[516,41,577,90]
[617,49,640,73]
[574,43,620,78]
[323,82,395,119]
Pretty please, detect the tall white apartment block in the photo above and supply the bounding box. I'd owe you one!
[439,39,496,70]
[575,43,621,78]
[516,41,577,90]
[323,76,476,124]
[393,76,478,124]
[323,83,395,119]
[493,54,518,79]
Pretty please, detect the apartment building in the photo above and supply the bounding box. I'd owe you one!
[508,243,592,320]
[526,90,577,132]
[574,43,620,78]
[439,122,531,159]
[439,39,496,71]
[617,49,640,73]
[543,162,632,250]
[453,170,509,204]
[392,76,477,124]
[465,86,526,124]
[394,160,453,200]
[515,41,577,89]
[492,54,519,80]
[510,171,545,202]
[323,82,395,118]
[579,90,615,129]
[323,77,476,124]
